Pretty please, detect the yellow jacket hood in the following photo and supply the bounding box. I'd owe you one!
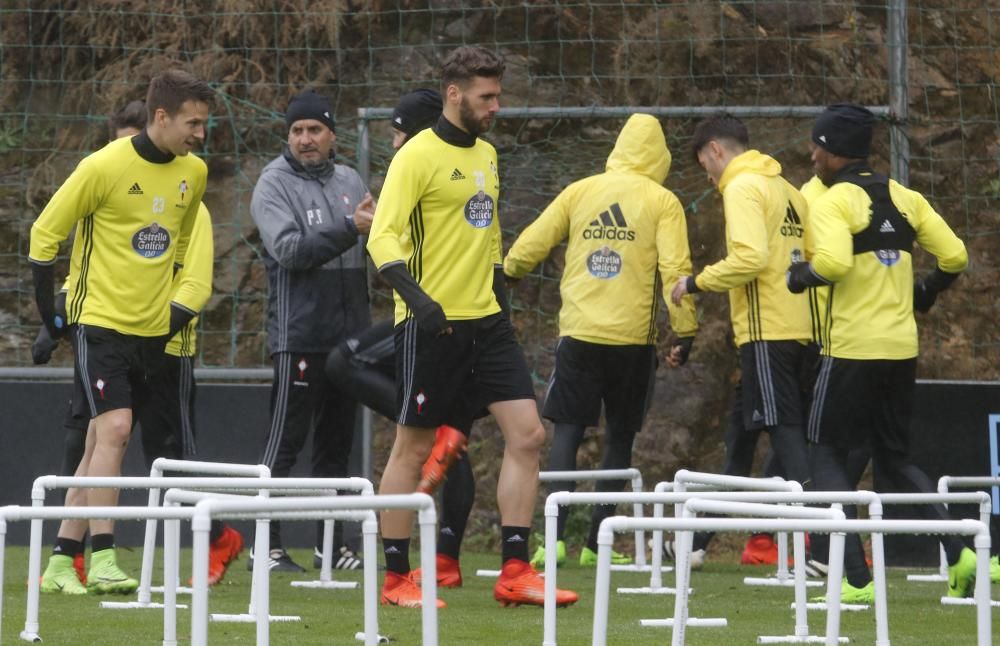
[605,114,671,184]
[718,149,781,192]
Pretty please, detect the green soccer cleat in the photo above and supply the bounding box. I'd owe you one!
[811,578,874,605]
[40,554,88,595]
[990,555,1000,583]
[86,549,139,595]
[579,546,633,566]
[529,539,566,568]
[947,547,977,598]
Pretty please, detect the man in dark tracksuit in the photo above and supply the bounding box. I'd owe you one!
[250,89,375,571]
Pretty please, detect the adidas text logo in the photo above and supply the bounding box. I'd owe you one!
[128,182,143,195]
[584,202,634,241]
[781,205,804,238]
[450,168,465,181]
[879,219,895,233]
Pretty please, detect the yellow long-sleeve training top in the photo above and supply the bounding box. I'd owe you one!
[693,150,811,347]
[503,113,697,345]
[808,165,967,360]
[29,132,208,337]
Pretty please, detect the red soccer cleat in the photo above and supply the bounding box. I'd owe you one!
[416,425,467,495]
[73,553,87,585]
[203,525,244,585]
[493,558,578,608]
[741,533,780,565]
[380,570,446,608]
[411,554,463,588]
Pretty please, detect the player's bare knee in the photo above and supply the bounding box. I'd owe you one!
[508,422,545,455]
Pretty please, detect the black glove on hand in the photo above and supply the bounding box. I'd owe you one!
[31,263,68,339]
[31,325,58,365]
[168,304,195,337]
[913,267,961,314]
[913,279,938,313]
[413,300,449,335]
[493,267,511,319]
[671,336,694,366]
[786,261,829,294]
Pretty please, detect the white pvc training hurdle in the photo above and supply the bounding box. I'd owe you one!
[592,512,993,646]
[906,476,999,587]
[26,475,373,628]
[475,467,649,578]
[161,489,380,645]
[188,494,438,646]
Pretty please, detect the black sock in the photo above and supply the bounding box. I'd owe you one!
[501,526,530,564]
[53,537,84,558]
[383,538,411,575]
[209,520,225,544]
[91,533,115,553]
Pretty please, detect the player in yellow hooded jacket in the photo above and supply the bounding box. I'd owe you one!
[786,103,975,602]
[670,114,812,566]
[504,113,697,567]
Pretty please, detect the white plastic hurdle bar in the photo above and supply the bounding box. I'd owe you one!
[161,489,380,646]
[2,504,200,644]
[189,494,438,646]
[26,475,373,626]
[475,467,648,578]
[675,499,846,644]
[906,476,999,585]
[646,471,804,591]
[137,458,269,605]
[592,514,992,646]
[542,491,859,646]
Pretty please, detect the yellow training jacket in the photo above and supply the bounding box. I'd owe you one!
[165,203,213,357]
[694,150,811,347]
[801,175,830,344]
[30,134,207,337]
[503,113,697,345]
[367,123,502,324]
[809,169,967,359]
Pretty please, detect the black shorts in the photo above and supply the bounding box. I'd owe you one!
[737,340,806,431]
[72,324,165,418]
[807,356,915,455]
[394,313,535,428]
[135,354,196,461]
[542,337,656,433]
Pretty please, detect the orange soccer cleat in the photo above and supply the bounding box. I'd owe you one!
[741,533,780,565]
[411,553,463,588]
[493,558,578,608]
[205,525,244,585]
[380,570,446,608]
[416,425,467,495]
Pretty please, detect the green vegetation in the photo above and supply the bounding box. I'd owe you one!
[2,547,992,644]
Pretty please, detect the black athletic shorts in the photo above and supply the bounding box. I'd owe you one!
[71,324,166,418]
[136,354,196,461]
[542,337,657,433]
[394,312,535,428]
[807,356,915,455]
[738,340,806,431]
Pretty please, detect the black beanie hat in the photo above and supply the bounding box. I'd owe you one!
[391,89,443,137]
[285,89,335,132]
[811,103,876,159]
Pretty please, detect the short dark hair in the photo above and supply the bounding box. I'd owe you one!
[145,70,214,123]
[690,114,750,162]
[108,100,146,138]
[441,46,505,89]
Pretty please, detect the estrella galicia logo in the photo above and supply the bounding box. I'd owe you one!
[132,222,171,258]
[463,192,494,228]
[583,203,635,241]
[587,246,623,279]
[875,249,901,267]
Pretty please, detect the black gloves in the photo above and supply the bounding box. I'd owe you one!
[493,267,511,319]
[786,262,830,294]
[168,304,196,337]
[31,325,58,365]
[412,300,450,335]
[671,336,694,366]
[913,267,960,313]
[31,263,68,339]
